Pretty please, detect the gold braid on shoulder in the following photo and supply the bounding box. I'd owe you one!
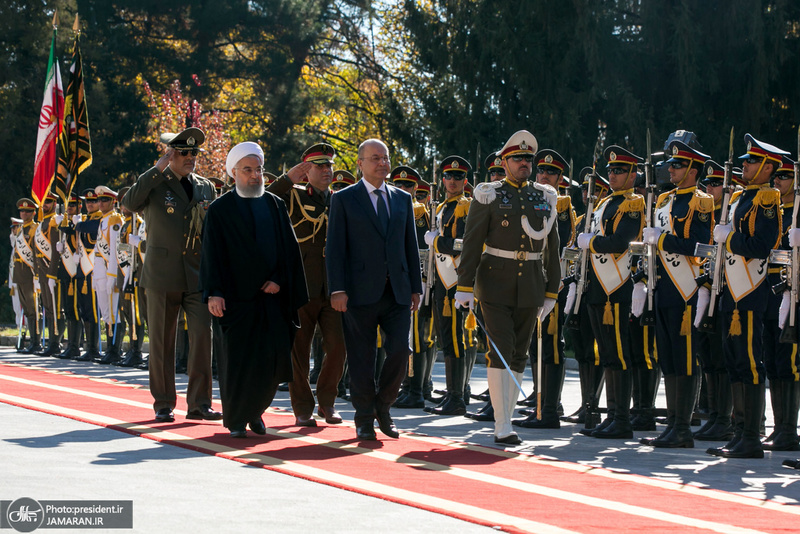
[289,188,327,243]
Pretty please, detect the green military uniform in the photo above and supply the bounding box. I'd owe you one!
[457,130,560,445]
[122,127,218,419]
[34,197,63,356]
[266,142,346,425]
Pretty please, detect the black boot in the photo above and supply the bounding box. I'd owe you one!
[57,319,81,360]
[707,382,744,456]
[463,343,477,406]
[98,324,124,364]
[19,322,42,354]
[431,357,467,415]
[694,373,718,438]
[76,322,101,362]
[423,345,438,402]
[581,368,613,436]
[40,315,64,357]
[593,369,633,439]
[641,374,675,445]
[763,380,800,451]
[394,351,426,409]
[471,388,491,402]
[119,324,145,368]
[722,382,765,458]
[631,367,659,431]
[653,375,696,448]
[514,363,562,429]
[466,399,494,421]
[696,372,735,441]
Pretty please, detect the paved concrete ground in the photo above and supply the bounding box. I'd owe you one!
[1,348,799,533]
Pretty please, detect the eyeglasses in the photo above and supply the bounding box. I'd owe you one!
[177,149,200,157]
[774,174,793,181]
[608,167,630,175]
[237,166,264,175]
[489,170,506,177]
[510,155,534,163]
[669,162,688,169]
[744,156,763,165]
[364,156,390,164]
[442,173,465,181]
[536,166,561,176]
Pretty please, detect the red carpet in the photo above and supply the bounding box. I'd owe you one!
[1,361,799,533]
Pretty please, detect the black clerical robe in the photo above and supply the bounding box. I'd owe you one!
[199,189,308,429]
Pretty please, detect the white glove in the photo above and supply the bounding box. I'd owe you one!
[55,241,63,253]
[789,228,800,248]
[780,290,791,329]
[642,227,663,245]
[47,278,56,294]
[694,286,710,329]
[713,224,732,244]
[424,230,439,247]
[454,290,474,311]
[631,281,646,317]
[564,282,577,315]
[33,278,41,292]
[128,235,142,246]
[576,232,593,250]
[537,297,556,321]
[72,214,82,225]
[54,214,64,225]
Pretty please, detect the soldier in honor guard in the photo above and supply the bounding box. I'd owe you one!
[563,168,610,426]
[267,142,346,426]
[122,127,221,423]
[424,156,472,416]
[391,165,434,409]
[34,192,64,356]
[93,186,125,364]
[486,151,506,182]
[703,134,787,459]
[575,146,646,439]
[514,149,575,429]
[455,130,560,445]
[762,156,800,451]
[638,141,713,448]
[74,189,103,361]
[115,187,147,368]
[8,217,24,347]
[330,169,356,193]
[54,193,84,360]
[692,161,735,441]
[14,198,41,354]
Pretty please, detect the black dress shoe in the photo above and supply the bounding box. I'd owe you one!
[230,425,247,438]
[155,408,175,422]
[295,415,318,427]
[186,405,223,420]
[494,434,522,445]
[248,417,266,435]
[356,423,377,440]
[376,412,399,438]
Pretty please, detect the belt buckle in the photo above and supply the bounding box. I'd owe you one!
[515,250,526,261]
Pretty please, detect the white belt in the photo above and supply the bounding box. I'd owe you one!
[484,246,542,261]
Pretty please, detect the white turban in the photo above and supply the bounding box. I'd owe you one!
[226,142,264,178]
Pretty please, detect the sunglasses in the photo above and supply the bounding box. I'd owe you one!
[669,162,688,169]
[744,156,763,165]
[608,167,630,175]
[704,181,723,187]
[510,155,534,163]
[177,149,200,157]
[442,173,465,181]
[489,170,506,177]
[774,174,794,181]
[536,166,561,176]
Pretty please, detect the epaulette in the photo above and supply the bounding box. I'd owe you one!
[454,196,471,218]
[292,183,308,192]
[753,187,781,208]
[108,214,124,226]
[618,193,645,214]
[556,195,572,213]
[413,203,427,219]
[729,190,743,205]
[655,191,672,209]
[688,189,714,213]
[473,181,503,204]
[532,181,558,211]
[89,212,103,220]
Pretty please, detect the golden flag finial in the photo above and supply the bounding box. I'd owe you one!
[52,9,58,29]
[73,14,80,33]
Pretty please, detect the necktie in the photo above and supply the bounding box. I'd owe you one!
[375,189,389,233]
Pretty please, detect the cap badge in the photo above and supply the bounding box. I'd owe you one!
[610,152,617,161]
[187,136,196,147]
[544,155,553,164]
[335,174,342,181]
[451,161,459,169]
[672,145,679,155]
[520,140,528,150]
[400,171,407,178]
[747,141,752,151]
[494,157,502,166]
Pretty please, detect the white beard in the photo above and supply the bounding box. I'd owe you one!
[236,178,265,198]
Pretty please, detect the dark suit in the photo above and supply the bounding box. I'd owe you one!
[326,180,422,427]
[122,165,216,413]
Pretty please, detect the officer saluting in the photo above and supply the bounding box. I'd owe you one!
[455,130,560,445]
[576,145,646,440]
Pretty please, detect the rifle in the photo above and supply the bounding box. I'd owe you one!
[423,156,438,306]
[779,129,800,343]
[129,214,139,342]
[640,129,656,327]
[694,127,735,333]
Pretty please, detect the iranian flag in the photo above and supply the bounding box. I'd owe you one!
[32,27,64,206]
